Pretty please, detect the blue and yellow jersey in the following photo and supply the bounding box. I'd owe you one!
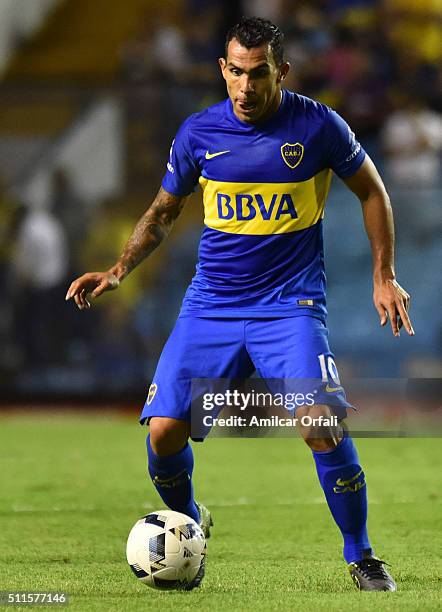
[162,90,366,318]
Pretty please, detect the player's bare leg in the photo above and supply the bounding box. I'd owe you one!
[296,404,396,591]
[149,417,190,456]
[296,403,343,451]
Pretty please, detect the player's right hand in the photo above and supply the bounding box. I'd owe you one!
[65,271,120,309]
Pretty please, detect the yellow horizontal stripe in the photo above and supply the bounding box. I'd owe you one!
[199,170,332,235]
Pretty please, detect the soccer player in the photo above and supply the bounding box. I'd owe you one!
[66,17,414,591]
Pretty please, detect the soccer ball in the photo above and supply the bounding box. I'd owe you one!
[126,510,206,590]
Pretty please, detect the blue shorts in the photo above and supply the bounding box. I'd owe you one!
[140,315,352,426]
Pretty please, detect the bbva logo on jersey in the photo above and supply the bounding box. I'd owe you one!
[217,192,297,221]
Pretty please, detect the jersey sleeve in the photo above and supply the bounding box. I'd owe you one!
[323,108,366,178]
[161,116,200,196]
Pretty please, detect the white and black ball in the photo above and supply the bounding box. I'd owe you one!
[126,510,206,590]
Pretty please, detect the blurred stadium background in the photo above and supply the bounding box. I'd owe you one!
[0,0,441,405]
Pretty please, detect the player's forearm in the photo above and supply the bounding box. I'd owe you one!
[110,215,167,282]
[361,190,396,282]
[110,187,185,282]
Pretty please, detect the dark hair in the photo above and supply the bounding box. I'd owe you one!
[225,16,285,66]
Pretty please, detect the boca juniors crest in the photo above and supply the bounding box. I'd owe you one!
[147,383,158,405]
[281,142,304,169]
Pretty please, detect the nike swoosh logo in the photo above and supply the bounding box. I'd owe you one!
[205,150,230,159]
[336,469,364,487]
[325,384,343,393]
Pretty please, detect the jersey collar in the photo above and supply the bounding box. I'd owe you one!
[226,89,288,131]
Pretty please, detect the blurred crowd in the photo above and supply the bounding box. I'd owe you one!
[1,0,441,397]
[121,0,442,137]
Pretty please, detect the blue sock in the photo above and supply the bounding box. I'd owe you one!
[146,434,199,523]
[312,434,372,563]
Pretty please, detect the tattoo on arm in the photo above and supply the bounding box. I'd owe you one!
[112,187,186,280]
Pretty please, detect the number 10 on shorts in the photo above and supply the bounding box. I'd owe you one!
[318,354,341,385]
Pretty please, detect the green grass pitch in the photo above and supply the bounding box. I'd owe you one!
[0,413,441,611]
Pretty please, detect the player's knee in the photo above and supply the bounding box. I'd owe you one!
[149,417,190,456]
[296,404,343,451]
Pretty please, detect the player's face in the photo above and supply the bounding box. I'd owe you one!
[219,39,289,124]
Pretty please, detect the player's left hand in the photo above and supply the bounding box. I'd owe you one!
[373,278,414,337]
